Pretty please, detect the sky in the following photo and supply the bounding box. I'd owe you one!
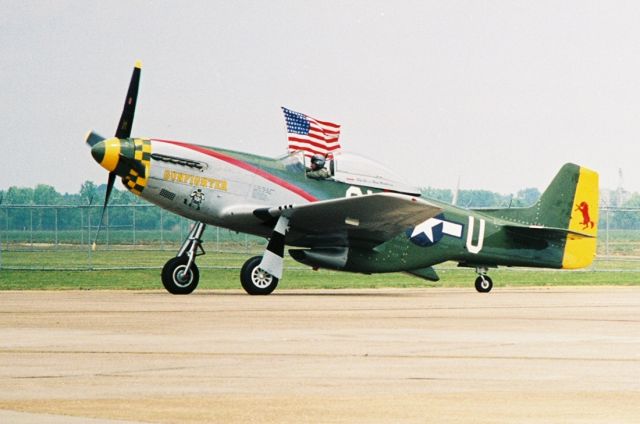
[2,0,640,198]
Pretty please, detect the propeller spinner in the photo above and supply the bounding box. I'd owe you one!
[87,60,148,249]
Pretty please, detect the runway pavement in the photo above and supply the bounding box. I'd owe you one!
[0,287,639,423]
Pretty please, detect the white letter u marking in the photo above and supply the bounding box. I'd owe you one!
[466,216,485,254]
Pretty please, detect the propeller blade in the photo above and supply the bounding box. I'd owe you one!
[92,172,116,250]
[85,130,105,148]
[115,60,142,139]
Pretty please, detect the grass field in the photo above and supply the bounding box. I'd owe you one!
[1,248,640,290]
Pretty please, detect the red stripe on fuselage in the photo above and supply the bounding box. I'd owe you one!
[152,139,318,202]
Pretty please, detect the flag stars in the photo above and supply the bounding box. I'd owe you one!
[283,108,310,135]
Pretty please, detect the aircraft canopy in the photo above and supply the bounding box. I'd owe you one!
[279,151,420,195]
[331,152,420,195]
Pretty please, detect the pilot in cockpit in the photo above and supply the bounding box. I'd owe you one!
[306,154,330,179]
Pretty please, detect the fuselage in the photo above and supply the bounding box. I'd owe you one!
[93,137,571,275]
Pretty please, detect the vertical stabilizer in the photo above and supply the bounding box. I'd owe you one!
[481,163,599,269]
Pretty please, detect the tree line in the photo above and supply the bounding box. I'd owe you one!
[0,181,136,207]
[1,181,639,231]
[0,182,178,232]
[0,181,541,208]
[420,187,541,208]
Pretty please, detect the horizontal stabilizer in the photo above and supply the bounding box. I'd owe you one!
[85,130,105,147]
[505,224,596,241]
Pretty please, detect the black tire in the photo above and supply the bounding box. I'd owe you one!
[161,256,200,295]
[475,275,493,293]
[240,256,279,295]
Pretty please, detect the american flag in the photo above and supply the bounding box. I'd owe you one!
[282,107,341,157]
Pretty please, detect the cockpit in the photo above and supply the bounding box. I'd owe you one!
[279,151,420,195]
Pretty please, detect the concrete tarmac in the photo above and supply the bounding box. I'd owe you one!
[0,288,639,423]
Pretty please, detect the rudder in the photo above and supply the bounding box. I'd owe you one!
[562,166,598,268]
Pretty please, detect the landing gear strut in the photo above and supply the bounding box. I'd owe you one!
[161,222,206,294]
[474,266,493,293]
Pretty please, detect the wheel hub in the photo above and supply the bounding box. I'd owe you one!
[173,265,192,288]
[480,277,490,289]
[252,267,273,288]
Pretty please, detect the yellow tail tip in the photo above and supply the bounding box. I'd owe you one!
[562,166,599,269]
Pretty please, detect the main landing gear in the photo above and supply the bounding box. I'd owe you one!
[474,266,493,293]
[161,222,206,294]
[161,222,279,295]
[240,256,279,295]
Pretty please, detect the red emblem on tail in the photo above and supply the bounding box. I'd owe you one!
[575,201,595,229]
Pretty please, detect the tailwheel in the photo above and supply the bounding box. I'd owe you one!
[473,266,493,293]
[240,256,279,295]
[474,275,493,293]
[162,256,200,294]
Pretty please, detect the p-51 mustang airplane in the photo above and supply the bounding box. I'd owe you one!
[86,62,599,295]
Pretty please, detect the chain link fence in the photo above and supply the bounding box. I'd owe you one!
[1,204,640,270]
[0,204,266,270]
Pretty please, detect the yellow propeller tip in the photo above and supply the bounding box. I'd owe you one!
[135,60,142,69]
[92,242,97,251]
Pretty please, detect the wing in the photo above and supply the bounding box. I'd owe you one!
[254,193,442,249]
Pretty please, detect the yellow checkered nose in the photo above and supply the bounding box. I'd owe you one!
[90,137,152,195]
